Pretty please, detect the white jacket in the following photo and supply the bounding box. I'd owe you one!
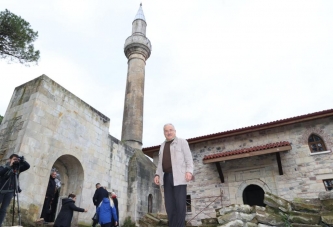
[155,137,194,186]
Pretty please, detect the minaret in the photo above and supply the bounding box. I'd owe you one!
[121,4,152,150]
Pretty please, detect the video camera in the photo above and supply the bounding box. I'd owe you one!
[11,156,25,171]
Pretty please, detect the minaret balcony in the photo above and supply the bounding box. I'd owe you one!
[124,35,152,59]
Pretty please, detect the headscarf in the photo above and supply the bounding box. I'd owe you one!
[108,192,115,207]
[51,167,62,189]
[111,191,117,199]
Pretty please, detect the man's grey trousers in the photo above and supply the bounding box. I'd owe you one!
[163,173,187,227]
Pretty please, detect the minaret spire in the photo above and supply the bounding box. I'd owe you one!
[134,3,146,21]
[121,4,152,150]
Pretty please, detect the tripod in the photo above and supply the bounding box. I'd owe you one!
[0,167,22,226]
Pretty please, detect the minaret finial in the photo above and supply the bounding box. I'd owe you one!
[134,3,146,21]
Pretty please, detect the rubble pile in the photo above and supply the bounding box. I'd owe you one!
[202,191,333,227]
[138,191,333,227]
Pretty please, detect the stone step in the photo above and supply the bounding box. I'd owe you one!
[142,213,162,225]
[199,224,219,227]
[139,220,167,227]
[201,218,218,224]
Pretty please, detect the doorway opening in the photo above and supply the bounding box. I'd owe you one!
[242,184,265,206]
[41,155,84,224]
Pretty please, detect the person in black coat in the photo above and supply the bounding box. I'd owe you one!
[92,183,108,227]
[0,154,30,226]
[54,193,87,227]
[41,170,57,221]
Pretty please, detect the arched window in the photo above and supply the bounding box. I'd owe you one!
[308,134,327,153]
[148,194,153,213]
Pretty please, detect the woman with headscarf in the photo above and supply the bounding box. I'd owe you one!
[109,192,119,226]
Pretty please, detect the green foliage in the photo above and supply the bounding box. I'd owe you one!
[0,115,3,124]
[281,213,291,227]
[0,9,40,65]
[121,216,136,227]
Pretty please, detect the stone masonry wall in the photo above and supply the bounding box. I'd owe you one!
[127,149,162,223]
[0,75,112,225]
[0,75,151,226]
[108,135,136,225]
[153,117,333,226]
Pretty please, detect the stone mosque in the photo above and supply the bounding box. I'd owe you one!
[0,4,160,226]
[1,4,333,227]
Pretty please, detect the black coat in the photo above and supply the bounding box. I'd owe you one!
[0,161,30,192]
[54,198,84,227]
[46,176,56,198]
[93,187,108,206]
[112,197,119,226]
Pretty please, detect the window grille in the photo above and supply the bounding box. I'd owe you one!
[308,134,327,153]
[323,179,333,191]
[186,195,192,212]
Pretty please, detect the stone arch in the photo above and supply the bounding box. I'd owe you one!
[235,179,272,204]
[243,184,265,206]
[45,154,84,225]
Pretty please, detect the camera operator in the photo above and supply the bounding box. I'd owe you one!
[0,154,30,226]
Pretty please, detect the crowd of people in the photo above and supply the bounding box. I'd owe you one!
[51,182,119,227]
[52,184,119,227]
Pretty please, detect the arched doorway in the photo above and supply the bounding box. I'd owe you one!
[242,184,265,206]
[41,155,84,225]
[148,194,153,213]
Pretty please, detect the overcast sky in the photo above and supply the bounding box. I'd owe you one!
[1,1,333,147]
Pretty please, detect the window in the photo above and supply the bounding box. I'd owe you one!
[186,195,191,212]
[148,194,153,213]
[323,179,333,191]
[308,134,327,153]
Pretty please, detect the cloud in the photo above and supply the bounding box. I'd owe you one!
[1,1,333,148]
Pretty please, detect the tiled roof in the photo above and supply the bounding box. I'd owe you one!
[187,109,333,144]
[203,141,291,160]
[142,109,333,157]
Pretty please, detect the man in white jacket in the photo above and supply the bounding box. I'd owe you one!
[154,123,194,227]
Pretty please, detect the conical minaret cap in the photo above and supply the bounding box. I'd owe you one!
[124,2,151,59]
[134,3,146,21]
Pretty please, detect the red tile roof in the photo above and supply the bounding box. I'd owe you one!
[203,141,291,160]
[143,109,333,157]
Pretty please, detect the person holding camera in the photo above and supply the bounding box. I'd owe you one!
[0,154,30,226]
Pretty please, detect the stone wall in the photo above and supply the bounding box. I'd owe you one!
[0,75,157,226]
[127,149,162,223]
[153,118,333,226]
[109,135,160,224]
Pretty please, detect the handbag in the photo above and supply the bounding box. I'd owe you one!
[92,212,99,222]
